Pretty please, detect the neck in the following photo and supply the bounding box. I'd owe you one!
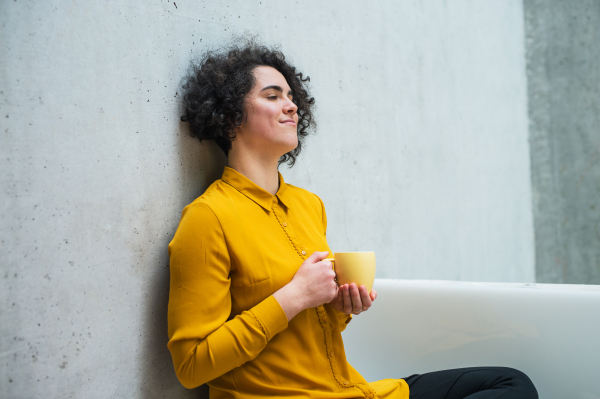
[228,147,281,195]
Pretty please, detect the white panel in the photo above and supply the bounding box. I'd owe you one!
[343,279,600,399]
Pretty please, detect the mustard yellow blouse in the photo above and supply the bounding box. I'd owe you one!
[167,166,409,399]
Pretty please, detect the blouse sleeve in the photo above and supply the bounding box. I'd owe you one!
[314,194,353,332]
[167,201,288,389]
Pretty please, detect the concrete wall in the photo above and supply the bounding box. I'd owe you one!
[524,0,600,284]
[1,1,533,398]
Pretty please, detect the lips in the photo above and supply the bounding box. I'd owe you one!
[280,119,297,126]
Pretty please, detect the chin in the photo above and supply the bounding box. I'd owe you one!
[272,131,298,156]
[285,138,299,153]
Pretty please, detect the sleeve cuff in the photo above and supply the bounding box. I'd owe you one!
[334,308,352,328]
[249,295,289,341]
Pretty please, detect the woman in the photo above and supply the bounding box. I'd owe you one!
[168,39,538,399]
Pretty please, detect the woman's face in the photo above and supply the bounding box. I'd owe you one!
[236,66,299,159]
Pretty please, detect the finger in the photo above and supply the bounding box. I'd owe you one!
[370,289,378,301]
[342,285,352,314]
[332,287,343,308]
[326,268,337,282]
[320,259,334,271]
[329,289,344,312]
[358,285,372,310]
[349,283,362,314]
[307,251,330,263]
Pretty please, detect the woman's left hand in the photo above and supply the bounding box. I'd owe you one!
[330,284,377,315]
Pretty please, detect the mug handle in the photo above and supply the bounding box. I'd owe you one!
[324,258,335,271]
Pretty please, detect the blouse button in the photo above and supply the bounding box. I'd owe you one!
[343,381,349,386]
[282,222,287,227]
[329,351,334,357]
[301,250,306,255]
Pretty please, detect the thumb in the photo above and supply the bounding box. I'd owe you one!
[306,251,330,263]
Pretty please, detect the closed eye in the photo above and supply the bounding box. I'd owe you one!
[260,85,293,101]
[267,95,294,102]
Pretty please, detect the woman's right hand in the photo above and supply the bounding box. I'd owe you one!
[273,251,338,321]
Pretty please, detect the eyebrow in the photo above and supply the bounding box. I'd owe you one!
[260,85,293,96]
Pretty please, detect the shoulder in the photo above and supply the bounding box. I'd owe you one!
[172,180,229,240]
[180,198,218,224]
[182,178,238,218]
[181,181,222,220]
[169,182,232,254]
[283,183,325,212]
[283,183,328,232]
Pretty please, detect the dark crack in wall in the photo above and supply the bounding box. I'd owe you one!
[524,0,600,283]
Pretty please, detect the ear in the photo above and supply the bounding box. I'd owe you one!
[228,117,242,134]
[233,124,243,136]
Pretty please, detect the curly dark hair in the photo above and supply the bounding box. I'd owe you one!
[179,38,316,167]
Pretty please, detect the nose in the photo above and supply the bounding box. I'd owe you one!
[283,98,298,115]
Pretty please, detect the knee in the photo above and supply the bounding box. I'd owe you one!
[500,367,538,399]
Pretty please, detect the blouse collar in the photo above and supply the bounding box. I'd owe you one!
[221,166,292,212]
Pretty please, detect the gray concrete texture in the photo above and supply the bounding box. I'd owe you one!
[1,0,533,398]
[524,0,600,284]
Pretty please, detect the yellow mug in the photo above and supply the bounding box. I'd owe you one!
[325,252,376,293]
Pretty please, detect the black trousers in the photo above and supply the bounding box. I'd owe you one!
[403,367,538,399]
